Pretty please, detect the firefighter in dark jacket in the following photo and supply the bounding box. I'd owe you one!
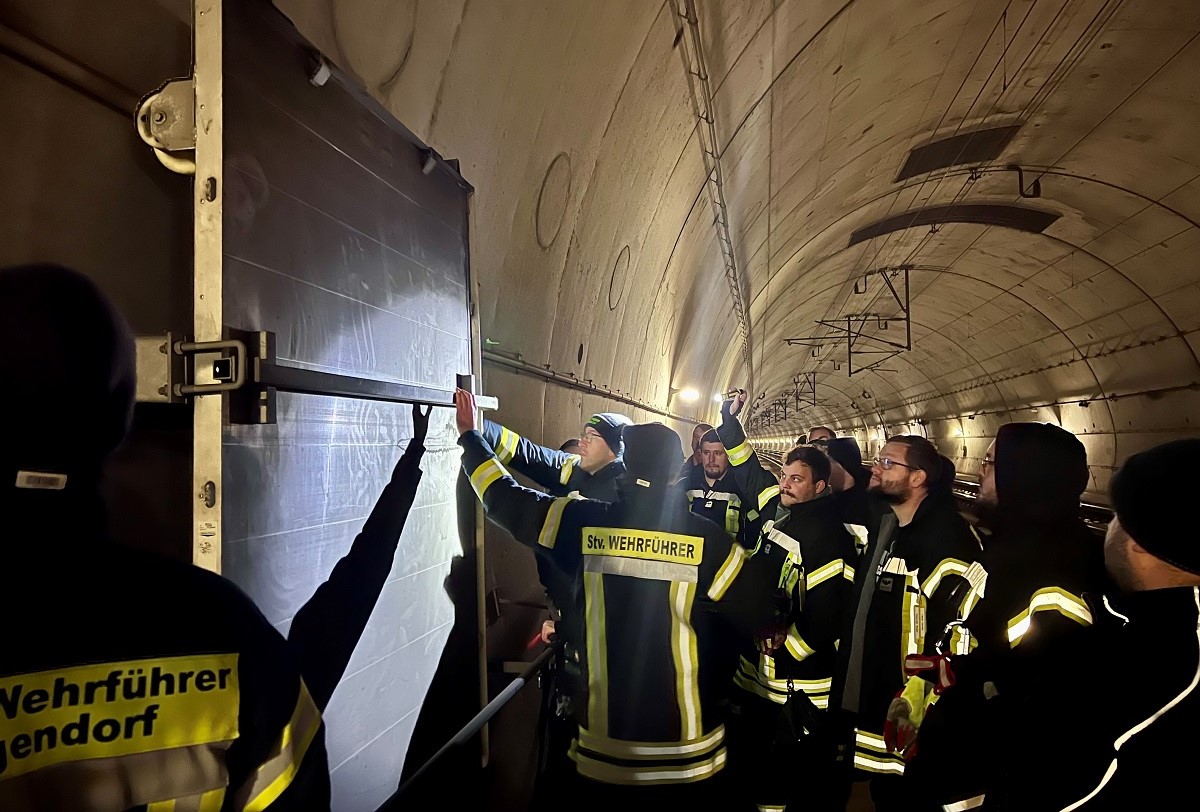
[985,438,1200,811]
[835,435,980,811]
[717,394,856,812]
[455,390,775,808]
[683,429,750,546]
[0,265,330,810]
[896,422,1106,810]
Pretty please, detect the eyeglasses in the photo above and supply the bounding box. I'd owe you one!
[979,455,994,473]
[873,456,918,472]
[579,429,604,444]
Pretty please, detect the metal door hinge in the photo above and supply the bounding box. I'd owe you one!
[135,77,196,175]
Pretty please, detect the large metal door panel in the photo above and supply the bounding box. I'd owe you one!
[0,1,195,560]
[212,3,474,809]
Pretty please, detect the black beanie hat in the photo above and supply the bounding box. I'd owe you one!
[622,423,682,487]
[1111,438,1200,574]
[995,422,1089,519]
[0,264,136,491]
[587,412,632,456]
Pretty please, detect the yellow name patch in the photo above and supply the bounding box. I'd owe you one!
[582,527,704,566]
[0,654,239,781]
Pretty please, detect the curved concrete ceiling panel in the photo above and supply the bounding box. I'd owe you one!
[276,0,1200,500]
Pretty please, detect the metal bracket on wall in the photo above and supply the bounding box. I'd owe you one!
[134,334,245,402]
[227,329,497,424]
[785,266,912,378]
[135,76,196,175]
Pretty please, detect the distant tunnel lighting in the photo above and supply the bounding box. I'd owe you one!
[678,388,700,403]
[713,393,725,403]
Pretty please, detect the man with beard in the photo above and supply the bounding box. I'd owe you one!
[892,423,1105,809]
[683,429,751,547]
[834,436,980,811]
[717,393,857,812]
[985,439,1200,810]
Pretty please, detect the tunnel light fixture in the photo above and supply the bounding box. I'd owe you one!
[678,388,700,403]
[713,393,725,403]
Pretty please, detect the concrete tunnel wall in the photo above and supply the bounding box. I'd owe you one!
[274,0,1200,505]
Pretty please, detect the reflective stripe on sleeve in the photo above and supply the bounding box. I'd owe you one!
[726,439,753,467]
[236,681,322,811]
[1006,587,1093,647]
[921,558,970,597]
[943,795,986,811]
[560,454,581,485]
[784,625,816,661]
[806,559,846,590]
[757,485,780,510]
[707,544,747,601]
[496,427,521,464]
[537,496,578,549]
[468,458,508,500]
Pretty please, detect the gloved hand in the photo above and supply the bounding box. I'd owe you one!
[412,403,431,444]
[884,694,919,757]
[722,388,748,418]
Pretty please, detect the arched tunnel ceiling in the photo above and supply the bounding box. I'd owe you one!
[276,0,1200,498]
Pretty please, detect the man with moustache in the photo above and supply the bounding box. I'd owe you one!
[893,423,1106,810]
[717,392,857,811]
[985,438,1200,810]
[834,436,980,811]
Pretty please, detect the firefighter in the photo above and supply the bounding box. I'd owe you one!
[482,412,631,501]
[894,422,1106,809]
[985,439,1200,810]
[683,429,751,546]
[455,390,775,809]
[717,394,856,811]
[0,264,329,809]
[834,435,980,811]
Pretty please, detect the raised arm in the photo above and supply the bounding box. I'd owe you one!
[458,391,581,563]
[481,417,582,493]
[716,392,780,521]
[288,404,430,711]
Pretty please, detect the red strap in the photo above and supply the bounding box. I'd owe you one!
[903,653,956,694]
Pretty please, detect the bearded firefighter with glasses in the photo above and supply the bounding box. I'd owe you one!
[716,391,857,811]
[831,435,980,811]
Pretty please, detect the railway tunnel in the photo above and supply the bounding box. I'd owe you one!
[2,0,1198,809]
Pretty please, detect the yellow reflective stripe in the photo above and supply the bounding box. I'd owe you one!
[760,652,776,680]
[901,573,922,665]
[759,806,787,812]
[853,752,906,775]
[726,439,753,466]
[949,625,977,656]
[784,625,816,661]
[757,485,780,510]
[707,543,747,600]
[855,729,889,752]
[944,794,986,811]
[570,742,727,785]
[1006,587,1093,646]
[669,582,701,740]
[737,657,831,694]
[733,670,832,708]
[560,454,581,486]
[239,681,321,812]
[921,558,971,597]
[584,571,608,735]
[148,803,174,812]
[468,458,507,500]
[576,724,724,761]
[496,427,520,464]
[537,496,577,549]
[725,505,739,538]
[843,564,856,582]
[197,790,225,812]
[806,559,846,590]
